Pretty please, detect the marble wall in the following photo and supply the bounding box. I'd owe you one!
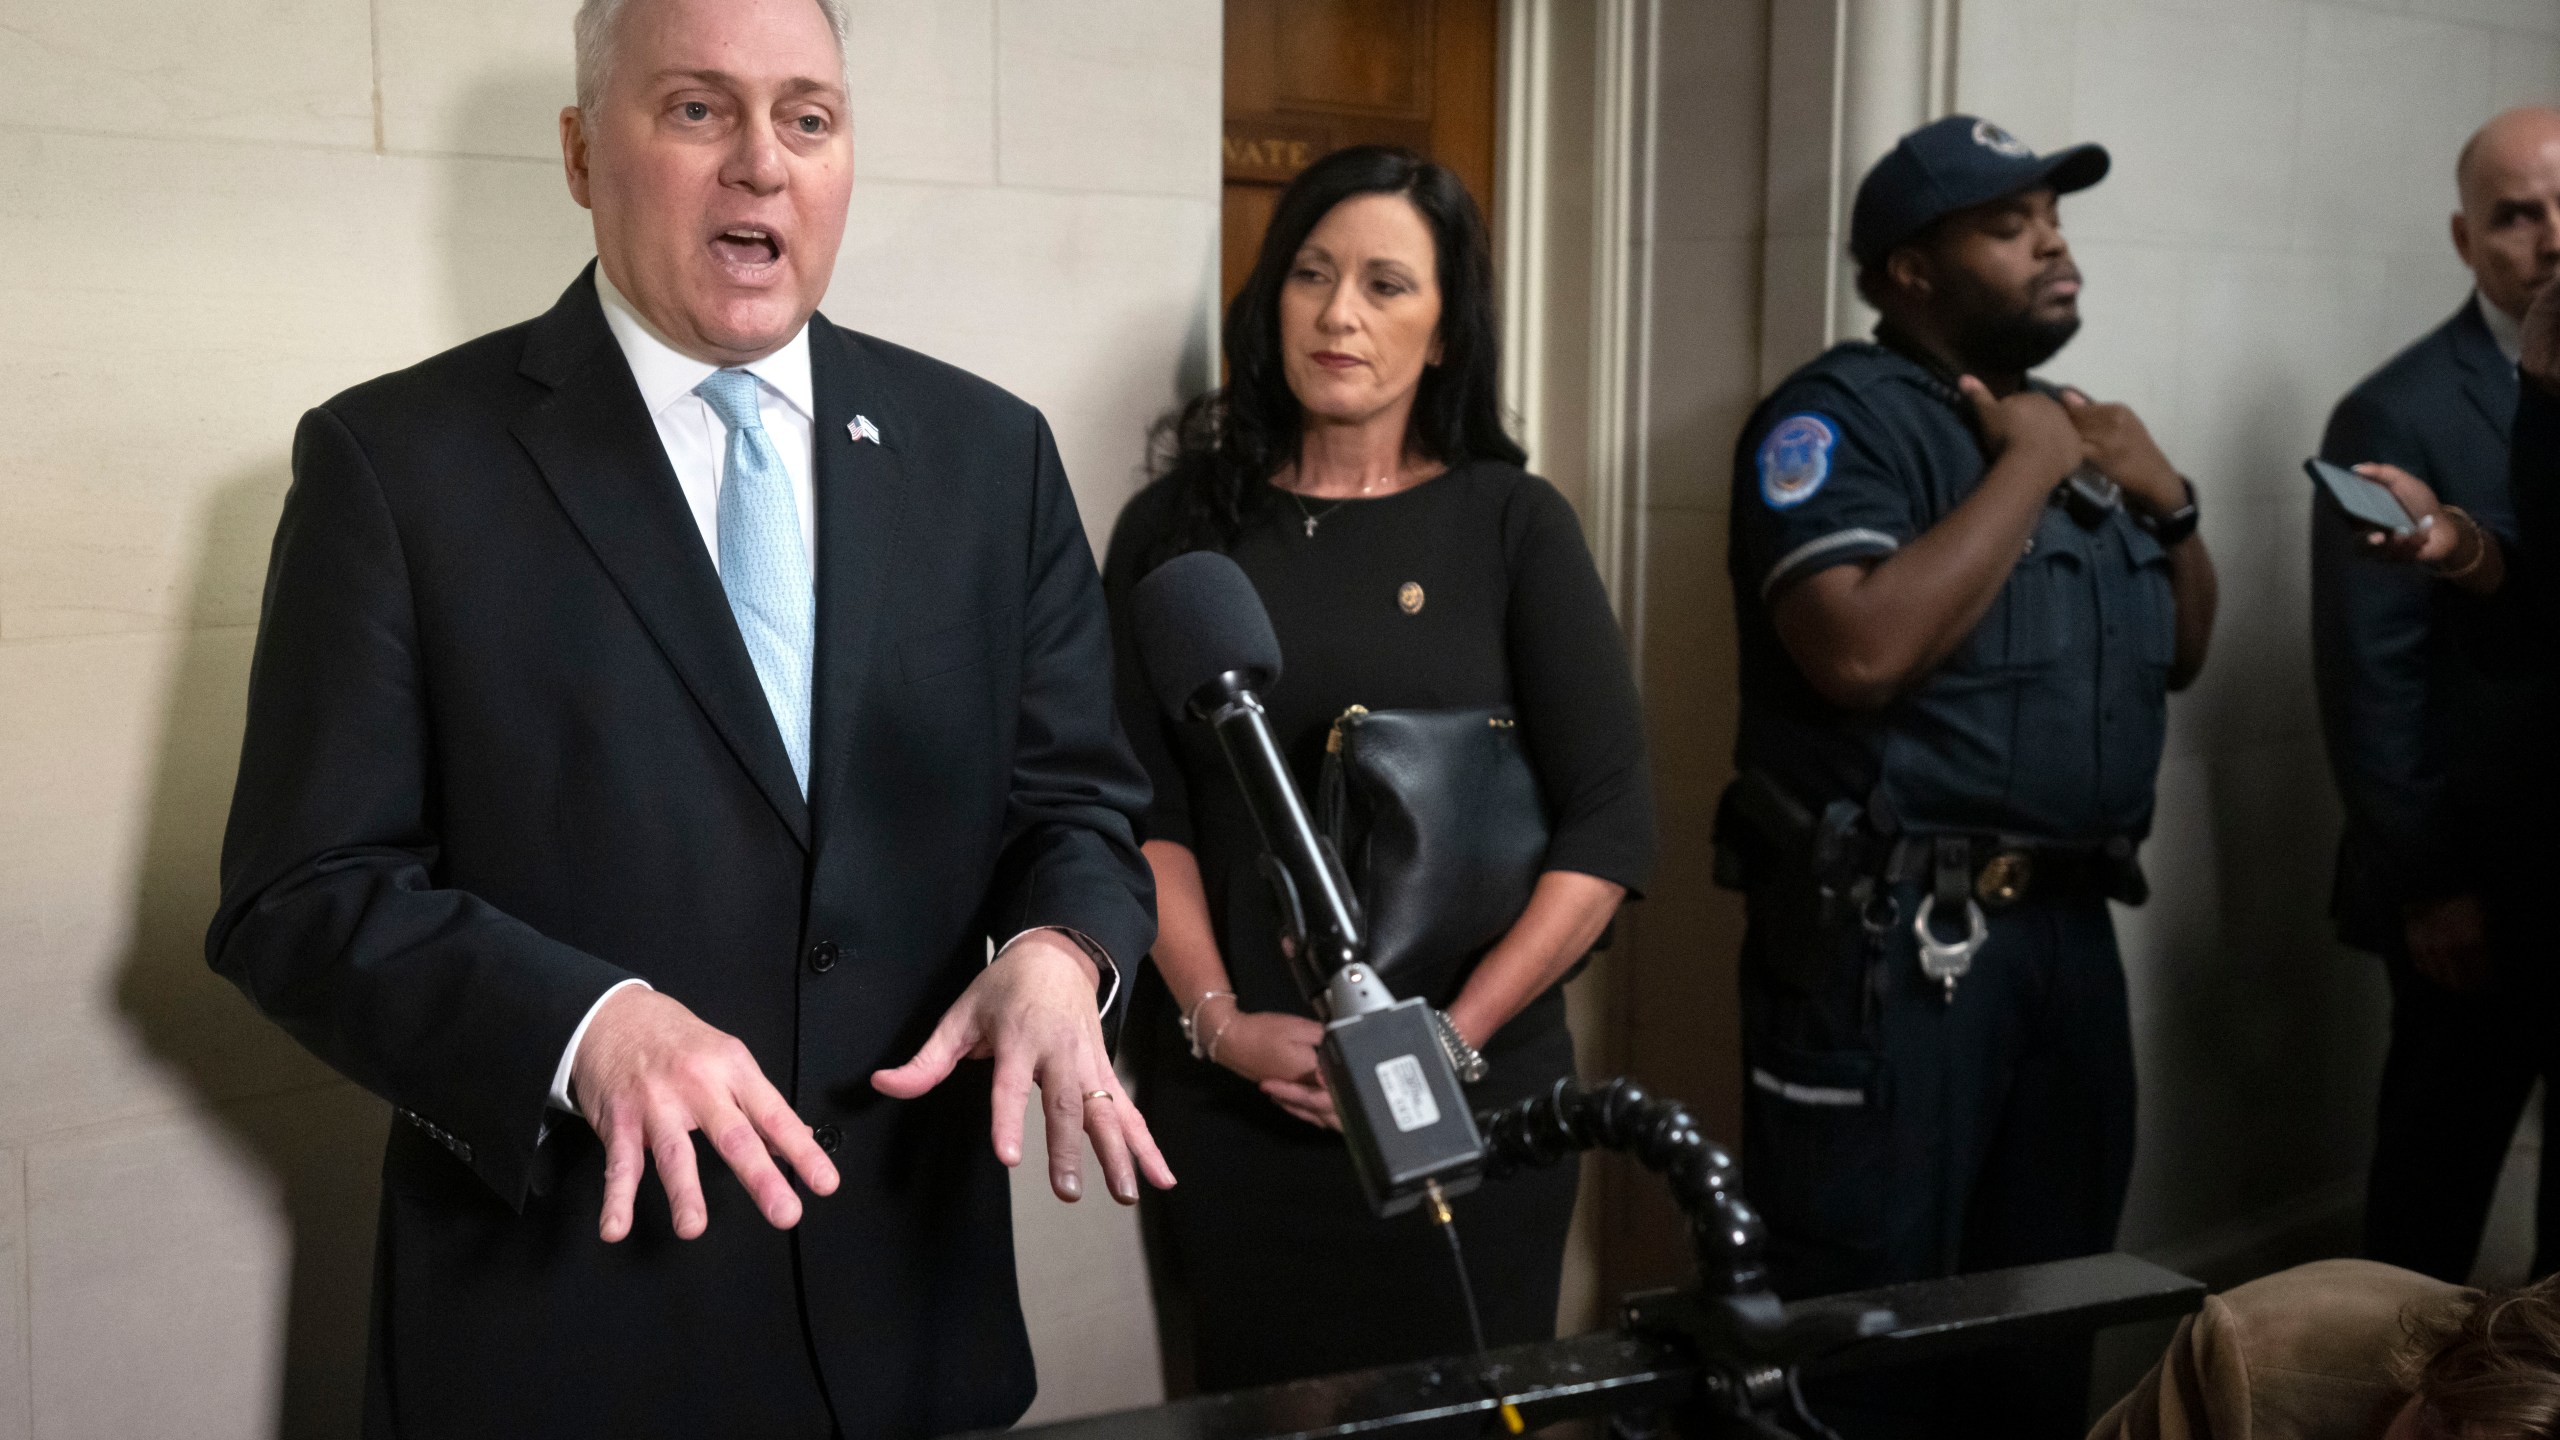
[0,2,1218,1434]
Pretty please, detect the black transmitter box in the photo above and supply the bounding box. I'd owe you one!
[1317,997,1486,1217]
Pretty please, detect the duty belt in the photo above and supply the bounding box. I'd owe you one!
[1708,768,2147,1005]
[1884,834,2146,910]
[1882,833,2147,1000]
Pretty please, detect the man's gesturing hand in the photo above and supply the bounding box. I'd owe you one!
[871,933,1176,1205]
[571,986,840,1243]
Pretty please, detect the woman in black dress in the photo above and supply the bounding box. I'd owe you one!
[1103,146,1656,1392]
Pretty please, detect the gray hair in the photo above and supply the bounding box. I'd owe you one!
[573,0,852,114]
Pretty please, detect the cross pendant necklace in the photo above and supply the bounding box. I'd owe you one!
[1289,490,1350,537]
[1284,471,1392,537]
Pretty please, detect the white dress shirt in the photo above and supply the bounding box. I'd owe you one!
[2480,290,2524,367]
[545,272,1114,1115]
[597,269,820,570]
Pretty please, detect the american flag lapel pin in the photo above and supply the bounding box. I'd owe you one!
[848,414,881,445]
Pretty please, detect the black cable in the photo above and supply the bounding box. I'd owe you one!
[1422,1182,1521,1434]
[1783,1368,1848,1440]
[1433,1208,1492,1360]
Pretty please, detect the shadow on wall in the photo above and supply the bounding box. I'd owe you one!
[110,462,387,1439]
[109,67,596,1439]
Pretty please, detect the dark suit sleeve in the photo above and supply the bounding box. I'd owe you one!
[2311,392,2461,907]
[206,406,635,1207]
[982,413,1157,1038]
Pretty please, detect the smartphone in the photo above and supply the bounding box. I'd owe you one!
[2304,457,2417,537]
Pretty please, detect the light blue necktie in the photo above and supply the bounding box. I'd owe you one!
[696,369,814,796]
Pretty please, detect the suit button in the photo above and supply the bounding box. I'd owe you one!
[813,1123,842,1154]
[808,940,839,975]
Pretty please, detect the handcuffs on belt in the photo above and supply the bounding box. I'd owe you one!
[1912,893,1987,1001]
[1906,838,2037,1002]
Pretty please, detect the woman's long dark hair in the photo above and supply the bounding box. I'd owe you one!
[1146,145,1522,564]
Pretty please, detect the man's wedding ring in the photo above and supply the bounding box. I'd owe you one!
[1084,1090,1113,1102]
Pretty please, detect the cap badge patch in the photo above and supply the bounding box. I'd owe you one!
[1758,413,1838,510]
[1971,120,2031,158]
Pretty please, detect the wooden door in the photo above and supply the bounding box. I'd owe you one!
[1221,0,1500,315]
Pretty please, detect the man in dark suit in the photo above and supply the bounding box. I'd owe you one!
[2313,105,2560,1285]
[204,0,1169,1434]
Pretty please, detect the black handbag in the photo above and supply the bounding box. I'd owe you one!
[1315,705,1552,1004]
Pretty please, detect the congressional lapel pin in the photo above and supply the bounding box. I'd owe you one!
[848,414,881,445]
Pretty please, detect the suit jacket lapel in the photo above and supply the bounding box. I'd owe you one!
[806,317,913,835]
[511,270,812,848]
[2447,298,2521,441]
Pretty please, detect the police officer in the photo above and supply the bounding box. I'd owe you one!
[1719,115,2218,1437]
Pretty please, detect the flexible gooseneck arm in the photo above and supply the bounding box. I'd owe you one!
[1475,1076,1767,1297]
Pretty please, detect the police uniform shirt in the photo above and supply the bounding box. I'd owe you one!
[1727,341,2178,842]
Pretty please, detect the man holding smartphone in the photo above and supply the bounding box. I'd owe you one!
[2312,104,2560,1287]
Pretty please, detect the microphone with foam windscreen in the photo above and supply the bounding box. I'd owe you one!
[1131,552,1483,1217]
[1131,552,1360,998]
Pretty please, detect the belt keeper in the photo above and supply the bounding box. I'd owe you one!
[1932,835,1970,914]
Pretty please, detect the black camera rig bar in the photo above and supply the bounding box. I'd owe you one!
[990,1078,2202,1439]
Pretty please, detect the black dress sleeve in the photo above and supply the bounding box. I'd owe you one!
[1101,479,1197,850]
[1499,475,1658,896]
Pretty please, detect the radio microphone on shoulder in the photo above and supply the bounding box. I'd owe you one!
[1129,552,1484,1217]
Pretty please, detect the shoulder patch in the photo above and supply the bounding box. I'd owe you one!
[1757,413,1839,509]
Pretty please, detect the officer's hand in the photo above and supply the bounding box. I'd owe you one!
[2058,389,2188,516]
[2405,893,2492,994]
[2350,463,2465,567]
[572,986,841,1243]
[1957,374,2080,483]
[2522,279,2560,397]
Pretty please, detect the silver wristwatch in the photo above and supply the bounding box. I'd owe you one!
[1430,1007,1488,1084]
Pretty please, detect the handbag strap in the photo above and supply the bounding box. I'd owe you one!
[1317,704,1367,853]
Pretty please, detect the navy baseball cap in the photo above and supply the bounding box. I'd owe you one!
[1849,115,2109,269]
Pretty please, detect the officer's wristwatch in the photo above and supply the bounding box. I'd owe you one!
[2135,477,2200,547]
